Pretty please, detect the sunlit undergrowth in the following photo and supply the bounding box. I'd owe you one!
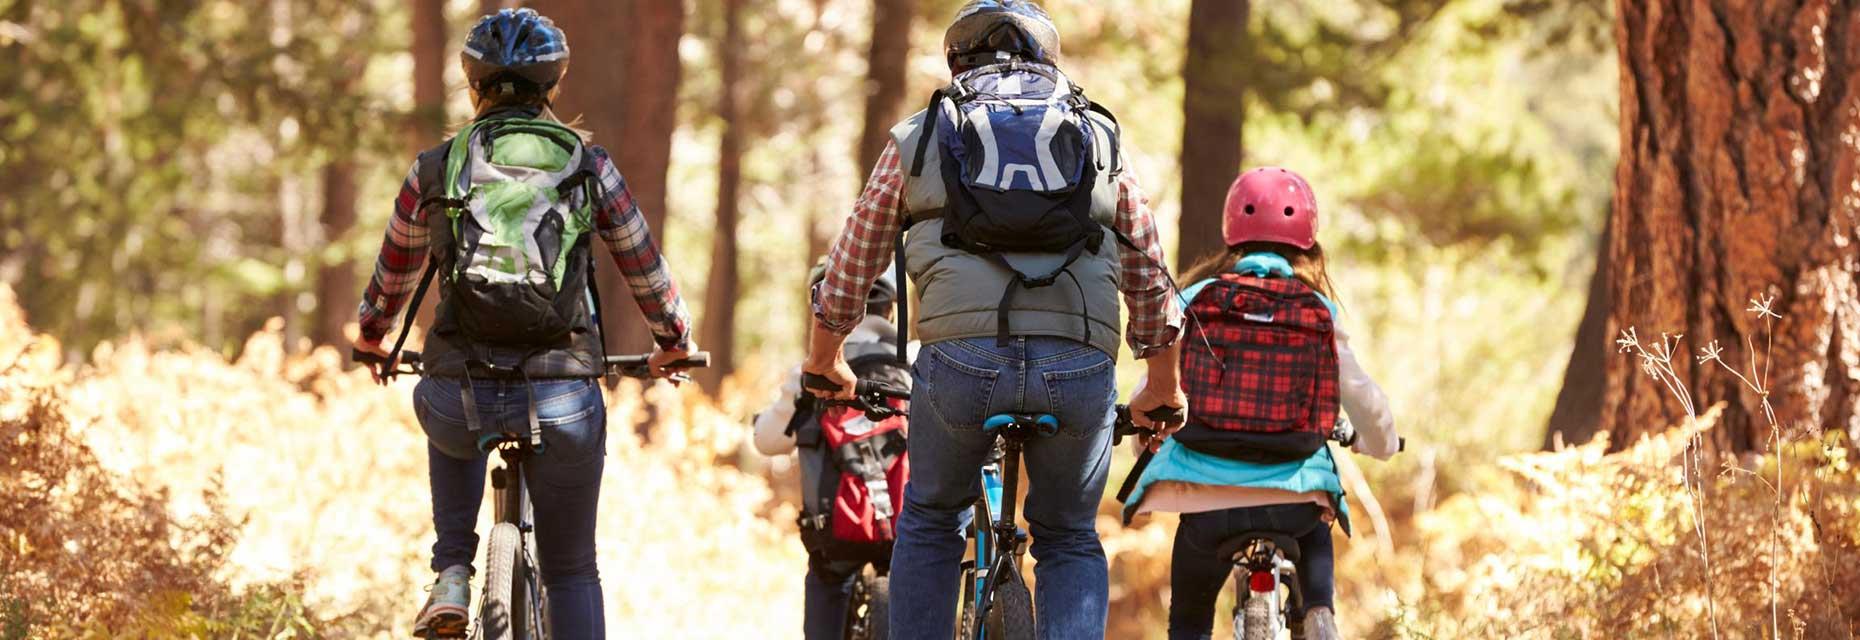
[5,269,1856,638]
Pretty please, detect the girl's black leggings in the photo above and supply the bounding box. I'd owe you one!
[1167,502,1335,640]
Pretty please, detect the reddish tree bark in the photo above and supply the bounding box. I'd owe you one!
[411,0,448,147]
[857,0,913,176]
[1177,0,1249,273]
[1605,0,1860,452]
[698,0,745,391]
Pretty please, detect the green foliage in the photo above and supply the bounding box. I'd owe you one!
[0,0,403,350]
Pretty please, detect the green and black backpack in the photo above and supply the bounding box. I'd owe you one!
[421,117,601,347]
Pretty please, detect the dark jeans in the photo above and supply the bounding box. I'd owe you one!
[1168,502,1334,640]
[803,554,866,639]
[890,337,1119,640]
[415,377,608,639]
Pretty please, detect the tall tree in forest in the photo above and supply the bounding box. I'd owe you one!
[411,0,448,148]
[1604,1,1860,452]
[1176,0,1250,273]
[530,0,687,355]
[698,0,746,390]
[856,0,913,176]
[313,160,359,347]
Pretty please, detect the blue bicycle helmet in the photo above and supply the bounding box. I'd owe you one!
[462,8,570,96]
[943,0,1061,70]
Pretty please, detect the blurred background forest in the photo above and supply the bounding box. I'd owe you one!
[4,0,1858,638]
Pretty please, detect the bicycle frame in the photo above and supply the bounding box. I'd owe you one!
[961,414,1055,639]
[967,445,1013,625]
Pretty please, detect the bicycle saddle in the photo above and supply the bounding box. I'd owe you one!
[983,413,1060,438]
[1215,531,1302,564]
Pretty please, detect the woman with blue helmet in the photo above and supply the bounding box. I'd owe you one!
[351,8,696,637]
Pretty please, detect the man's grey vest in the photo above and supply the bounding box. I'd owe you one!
[890,106,1125,356]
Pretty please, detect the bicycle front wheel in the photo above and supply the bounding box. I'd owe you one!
[984,568,1035,640]
[478,523,523,640]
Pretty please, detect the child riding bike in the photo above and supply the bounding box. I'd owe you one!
[1121,168,1399,640]
[350,9,696,638]
[752,261,912,639]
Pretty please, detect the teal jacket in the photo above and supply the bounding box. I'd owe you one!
[1120,253,1350,533]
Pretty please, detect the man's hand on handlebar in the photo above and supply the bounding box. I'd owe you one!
[801,355,858,400]
[648,342,700,383]
[352,337,394,385]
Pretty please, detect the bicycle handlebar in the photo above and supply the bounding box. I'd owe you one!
[352,349,710,381]
[801,373,911,421]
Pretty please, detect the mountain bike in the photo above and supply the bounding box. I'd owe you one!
[358,349,709,640]
[1114,417,1402,640]
[804,375,912,640]
[951,404,1183,640]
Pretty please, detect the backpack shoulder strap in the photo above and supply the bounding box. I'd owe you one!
[910,88,950,178]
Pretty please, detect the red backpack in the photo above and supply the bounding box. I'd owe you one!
[1172,274,1340,463]
[792,339,911,563]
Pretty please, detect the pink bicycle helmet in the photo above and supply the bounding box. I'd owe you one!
[1222,167,1319,250]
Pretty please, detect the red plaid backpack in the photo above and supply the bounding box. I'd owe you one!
[1172,274,1341,463]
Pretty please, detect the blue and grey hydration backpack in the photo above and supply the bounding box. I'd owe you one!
[909,60,1123,344]
[424,117,601,347]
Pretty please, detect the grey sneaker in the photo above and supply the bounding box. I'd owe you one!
[1299,606,1340,640]
[412,565,472,638]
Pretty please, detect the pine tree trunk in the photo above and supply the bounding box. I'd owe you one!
[1605,0,1860,452]
[411,0,448,148]
[529,0,687,356]
[1177,0,1249,273]
[313,160,358,347]
[856,0,913,176]
[698,0,745,391]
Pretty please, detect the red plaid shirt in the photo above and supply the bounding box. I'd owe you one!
[814,141,1184,358]
[357,146,692,350]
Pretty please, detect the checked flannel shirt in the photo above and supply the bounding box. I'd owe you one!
[356,146,692,351]
[813,141,1184,359]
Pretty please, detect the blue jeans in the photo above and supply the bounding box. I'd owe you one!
[414,377,608,639]
[889,337,1118,640]
[803,555,864,639]
[1167,502,1334,640]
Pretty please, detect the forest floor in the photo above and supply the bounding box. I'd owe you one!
[3,283,1857,639]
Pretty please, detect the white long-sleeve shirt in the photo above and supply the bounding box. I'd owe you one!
[752,316,917,456]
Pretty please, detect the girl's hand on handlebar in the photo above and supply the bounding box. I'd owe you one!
[352,337,394,385]
[1128,379,1188,452]
[648,342,699,384]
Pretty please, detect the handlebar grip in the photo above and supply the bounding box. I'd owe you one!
[857,379,911,401]
[802,372,844,393]
[351,349,422,365]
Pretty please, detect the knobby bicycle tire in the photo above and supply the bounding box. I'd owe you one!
[478,523,523,640]
[844,573,889,640]
[1238,594,1276,640]
[984,568,1035,640]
